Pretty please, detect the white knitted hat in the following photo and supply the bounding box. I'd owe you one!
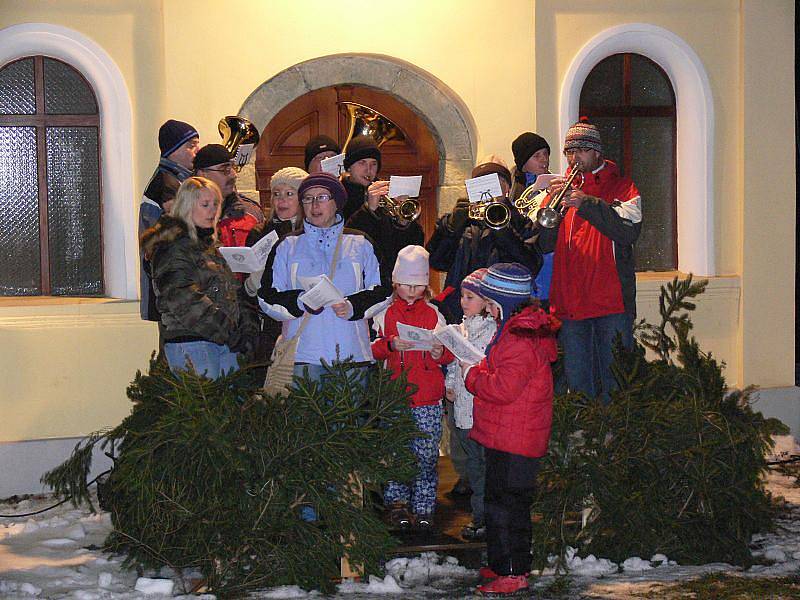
[392,245,430,285]
[270,166,308,191]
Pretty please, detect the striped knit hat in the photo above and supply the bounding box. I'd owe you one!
[461,268,488,296]
[563,118,602,153]
[479,262,532,321]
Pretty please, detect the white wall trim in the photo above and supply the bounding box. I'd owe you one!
[0,23,137,299]
[559,23,715,276]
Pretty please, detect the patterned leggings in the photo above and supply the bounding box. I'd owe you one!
[384,403,443,516]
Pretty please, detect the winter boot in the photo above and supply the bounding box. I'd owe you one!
[461,521,486,541]
[385,503,412,530]
[414,512,434,533]
[477,574,529,597]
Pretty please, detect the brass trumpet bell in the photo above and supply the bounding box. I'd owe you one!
[219,116,260,170]
[537,167,584,229]
[379,196,422,223]
[340,102,406,150]
[468,199,511,230]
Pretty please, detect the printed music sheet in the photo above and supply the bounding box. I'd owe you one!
[321,153,345,176]
[297,275,345,310]
[218,230,279,273]
[433,324,485,363]
[465,173,503,203]
[388,175,422,199]
[396,322,434,351]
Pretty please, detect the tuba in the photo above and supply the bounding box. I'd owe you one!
[340,102,421,223]
[219,116,260,171]
[467,194,511,230]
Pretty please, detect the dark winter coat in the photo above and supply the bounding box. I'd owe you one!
[341,175,369,223]
[426,200,542,322]
[138,158,192,321]
[465,306,560,458]
[372,298,454,407]
[346,204,425,274]
[140,215,259,352]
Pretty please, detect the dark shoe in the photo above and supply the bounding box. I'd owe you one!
[385,503,412,530]
[461,521,486,541]
[477,574,529,596]
[415,513,434,531]
[448,477,472,497]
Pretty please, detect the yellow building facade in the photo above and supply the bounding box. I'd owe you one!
[0,0,795,495]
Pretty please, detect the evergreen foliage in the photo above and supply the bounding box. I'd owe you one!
[531,275,788,570]
[44,359,418,596]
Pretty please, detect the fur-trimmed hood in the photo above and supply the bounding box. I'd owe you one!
[141,215,206,259]
[505,305,561,338]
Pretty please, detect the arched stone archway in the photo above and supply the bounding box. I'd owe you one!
[237,53,477,215]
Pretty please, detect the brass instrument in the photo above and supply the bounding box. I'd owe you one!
[513,184,550,222]
[339,101,420,223]
[536,166,584,229]
[218,116,260,171]
[467,195,511,230]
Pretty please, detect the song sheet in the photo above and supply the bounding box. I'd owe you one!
[218,230,279,273]
[320,153,345,176]
[529,173,561,192]
[396,322,434,351]
[297,275,345,310]
[465,173,503,203]
[433,324,485,364]
[388,175,423,199]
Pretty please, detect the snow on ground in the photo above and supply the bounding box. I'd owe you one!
[1,470,799,599]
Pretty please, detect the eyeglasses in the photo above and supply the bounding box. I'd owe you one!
[300,193,333,205]
[203,163,238,175]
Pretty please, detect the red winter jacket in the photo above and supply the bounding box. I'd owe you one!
[465,306,560,458]
[544,160,641,320]
[372,298,454,407]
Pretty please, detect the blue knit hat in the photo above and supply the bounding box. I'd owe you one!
[159,119,199,157]
[479,262,532,320]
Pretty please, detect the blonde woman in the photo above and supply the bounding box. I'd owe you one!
[141,176,258,379]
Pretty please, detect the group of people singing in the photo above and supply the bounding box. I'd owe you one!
[137,115,641,597]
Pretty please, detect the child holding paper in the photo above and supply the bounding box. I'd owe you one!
[444,268,497,541]
[460,263,560,597]
[372,245,454,531]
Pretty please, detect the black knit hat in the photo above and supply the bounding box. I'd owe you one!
[472,161,512,188]
[193,144,232,171]
[512,132,550,172]
[304,135,341,170]
[298,173,348,212]
[158,119,198,157]
[343,135,381,171]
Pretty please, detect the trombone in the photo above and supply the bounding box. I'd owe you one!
[339,102,421,223]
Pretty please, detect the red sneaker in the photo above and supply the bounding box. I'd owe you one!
[477,574,529,596]
[478,567,530,582]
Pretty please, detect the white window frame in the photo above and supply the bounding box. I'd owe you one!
[559,23,715,276]
[0,23,136,298]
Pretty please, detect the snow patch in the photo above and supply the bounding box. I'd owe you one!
[260,585,310,598]
[622,557,653,572]
[134,577,174,596]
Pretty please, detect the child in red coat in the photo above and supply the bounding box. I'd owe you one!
[461,262,560,597]
[372,245,454,530]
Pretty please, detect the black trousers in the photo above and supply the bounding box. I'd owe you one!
[484,447,540,576]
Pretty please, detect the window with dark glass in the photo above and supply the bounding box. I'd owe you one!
[580,53,677,271]
[0,56,102,296]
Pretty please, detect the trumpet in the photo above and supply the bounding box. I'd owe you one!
[379,195,421,223]
[467,196,511,230]
[537,166,584,228]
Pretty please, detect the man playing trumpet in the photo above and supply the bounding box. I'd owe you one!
[537,119,642,405]
[343,135,424,271]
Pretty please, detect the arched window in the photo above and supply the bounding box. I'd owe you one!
[579,53,676,271]
[0,55,102,296]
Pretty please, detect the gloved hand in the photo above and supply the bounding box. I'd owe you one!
[244,269,264,297]
[303,303,324,315]
[449,199,470,232]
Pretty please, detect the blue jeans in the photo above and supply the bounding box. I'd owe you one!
[454,427,485,525]
[559,313,634,404]
[164,341,240,380]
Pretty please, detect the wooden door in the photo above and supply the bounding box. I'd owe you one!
[255,85,440,244]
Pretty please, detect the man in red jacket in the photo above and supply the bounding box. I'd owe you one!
[538,119,642,404]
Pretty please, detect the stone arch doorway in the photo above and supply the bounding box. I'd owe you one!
[255,85,440,240]
[237,53,478,220]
